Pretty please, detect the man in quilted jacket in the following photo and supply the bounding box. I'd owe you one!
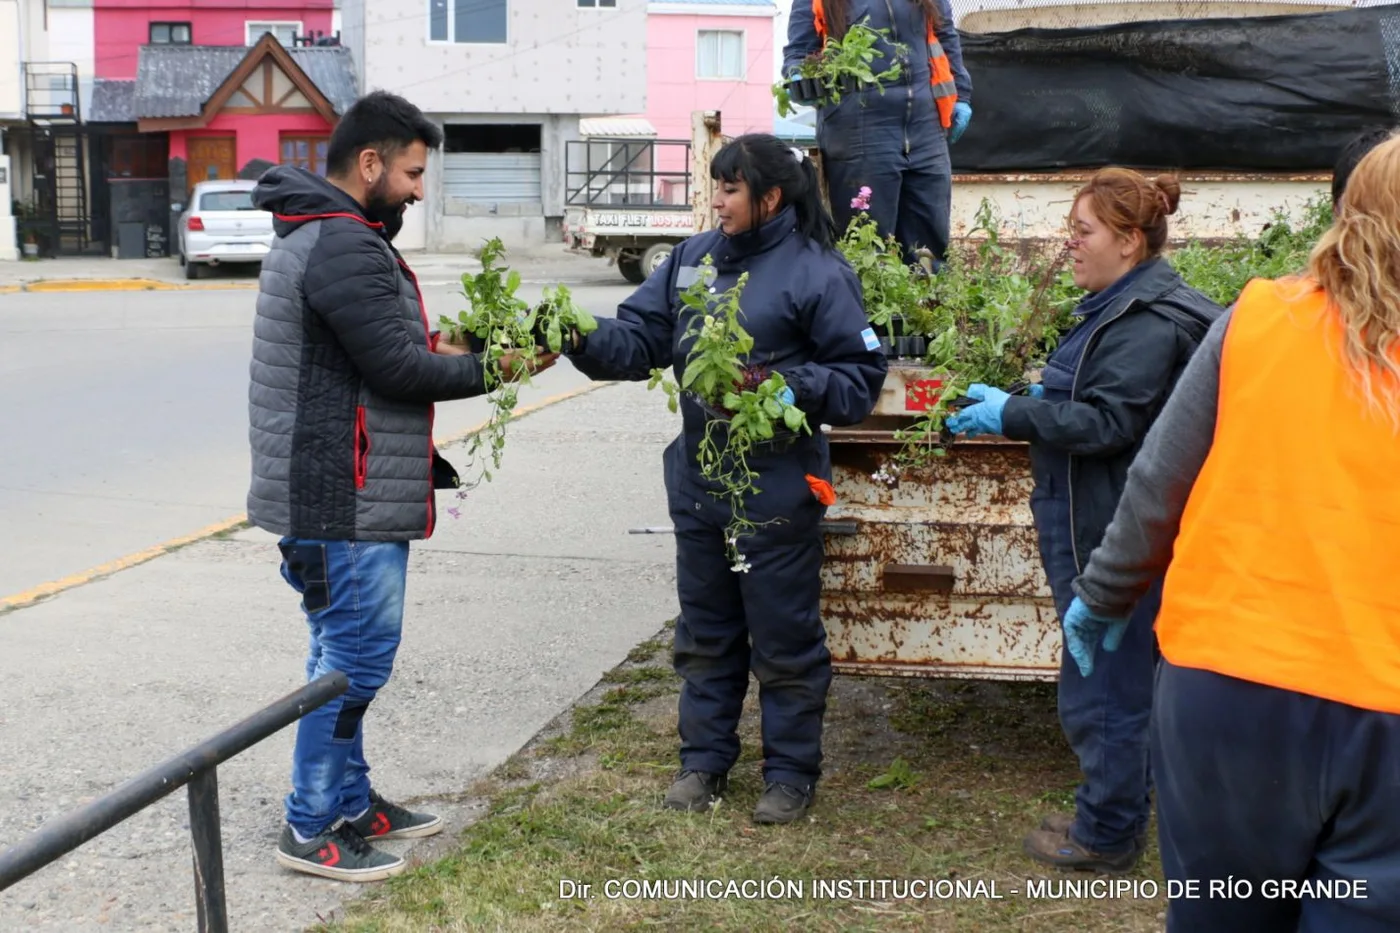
[247,90,552,881]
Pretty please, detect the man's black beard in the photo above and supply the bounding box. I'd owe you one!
[364,176,410,241]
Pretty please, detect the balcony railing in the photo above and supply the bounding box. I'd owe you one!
[24,62,82,122]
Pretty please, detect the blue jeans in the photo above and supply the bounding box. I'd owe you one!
[1031,495,1159,855]
[1154,661,1400,932]
[277,537,409,838]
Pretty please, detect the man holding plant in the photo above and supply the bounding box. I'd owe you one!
[783,0,972,267]
[559,134,887,825]
[247,90,551,882]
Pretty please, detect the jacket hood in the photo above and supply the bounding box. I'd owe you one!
[1112,257,1225,343]
[252,165,383,238]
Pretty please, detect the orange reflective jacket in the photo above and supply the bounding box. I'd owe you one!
[810,0,957,129]
[1156,277,1400,714]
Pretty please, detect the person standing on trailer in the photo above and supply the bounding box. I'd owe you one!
[783,0,972,267]
[557,134,887,825]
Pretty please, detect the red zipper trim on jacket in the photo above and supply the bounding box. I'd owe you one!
[273,212,385,229]
[353,405,370,490]
[397,257,438,538]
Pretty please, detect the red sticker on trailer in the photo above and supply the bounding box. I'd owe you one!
[905,378,945,412]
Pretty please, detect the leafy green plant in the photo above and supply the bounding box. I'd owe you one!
[436,238,558,503]
[842,198,1077,472]
[867,755,920,791]
[773,21,905,118]
[648,257,810,570]
[1167,195,1332,306]
[836,187,936,333]
[866,193,1333,475]
[532,283,599,354]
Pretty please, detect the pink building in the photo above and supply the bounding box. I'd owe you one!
[589,0,776,189]
[81,0,353,257]
[94,1,336,81]
[644,0,778,143]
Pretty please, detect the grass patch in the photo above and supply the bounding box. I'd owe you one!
[625,638,667,664]
[320,633,1164,932]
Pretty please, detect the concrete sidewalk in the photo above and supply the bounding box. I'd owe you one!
[0,381,681,932]
[0,245,627,292]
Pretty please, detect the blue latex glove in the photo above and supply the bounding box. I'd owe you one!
[944,383,1008,437]
[780,387,795,406]
[949,102,973,144]
[1028,383,1044,398]
[1063,597,1131,678]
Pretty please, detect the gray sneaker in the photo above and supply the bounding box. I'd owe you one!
[276,819,405,883]
[753,782,813,824]
[347,790,444,841]
[662,770,728,811]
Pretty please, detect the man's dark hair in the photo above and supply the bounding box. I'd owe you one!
[1333,127,1394,208]
[326,90,444,177]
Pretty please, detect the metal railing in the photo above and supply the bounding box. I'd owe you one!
[564,137,694,207]
[0,672,349,932]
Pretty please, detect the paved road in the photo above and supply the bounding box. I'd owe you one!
[0,382,681,932]
[0,255,685,930]
[0,264,634,599]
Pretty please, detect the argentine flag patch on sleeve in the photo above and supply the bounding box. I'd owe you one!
[860,327,880,351]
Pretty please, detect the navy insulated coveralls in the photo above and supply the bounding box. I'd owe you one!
[785,0,971,265]
[568,205,888,790]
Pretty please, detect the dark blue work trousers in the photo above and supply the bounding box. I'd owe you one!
[818,86,953,266]
[1031,493,1159,856]
[666,440,832,791]
[1153,660,1400,933]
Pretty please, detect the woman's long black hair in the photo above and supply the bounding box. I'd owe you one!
[709,133,839,250]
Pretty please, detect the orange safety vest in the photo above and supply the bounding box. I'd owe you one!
[810,0,957,129]
[1155,277,1400,714]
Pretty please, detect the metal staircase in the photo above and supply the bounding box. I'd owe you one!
[24,62,92,256]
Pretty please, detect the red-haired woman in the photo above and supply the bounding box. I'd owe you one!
[946,168,1225,871]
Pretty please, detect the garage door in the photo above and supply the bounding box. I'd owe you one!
[443,152,542,202]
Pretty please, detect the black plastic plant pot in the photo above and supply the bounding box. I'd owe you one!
[789,77,822,105]
[872,315,906,341]
[899,336,928,359]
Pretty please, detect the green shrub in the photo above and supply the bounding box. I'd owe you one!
[1168,195,1334,306]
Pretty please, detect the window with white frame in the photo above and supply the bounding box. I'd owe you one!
[697,30,744,79]
[429,0,508,43]
[247,22,302,46]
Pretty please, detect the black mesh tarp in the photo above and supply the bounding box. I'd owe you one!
[950,5,1400,172]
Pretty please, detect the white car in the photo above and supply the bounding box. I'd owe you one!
[177,180,273,279]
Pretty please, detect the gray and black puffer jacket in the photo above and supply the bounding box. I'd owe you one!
[247,165,487,541]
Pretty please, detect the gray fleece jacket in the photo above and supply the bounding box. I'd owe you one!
[1071,308,1234,617]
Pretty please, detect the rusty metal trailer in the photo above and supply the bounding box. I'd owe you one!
[816,363,1058,681]
[818,363,1058,682]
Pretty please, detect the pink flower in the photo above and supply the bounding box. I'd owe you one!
[446,507,462,519]
[850,185,872,211]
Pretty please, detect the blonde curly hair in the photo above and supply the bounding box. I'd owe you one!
[1307,131,1400,430]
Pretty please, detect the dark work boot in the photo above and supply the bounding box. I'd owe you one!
[752,782,813,824]
[663,770,728,812]
[1039,812,1148,854]
[1023,826,1140,873]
